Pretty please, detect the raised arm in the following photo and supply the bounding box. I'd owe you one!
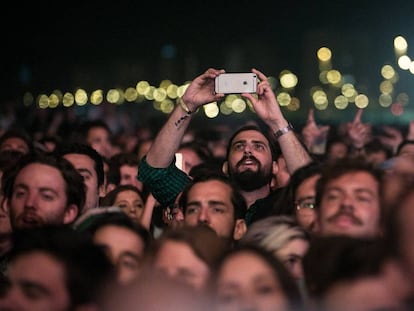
[146,68,226,168]
[242,68,312,174]
[301,108,330,154]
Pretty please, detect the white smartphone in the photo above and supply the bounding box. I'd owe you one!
[215,73,257,94]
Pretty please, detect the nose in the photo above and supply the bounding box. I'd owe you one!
[339,194,354,212]
[23,192,37,209]
[197,206,209,224]
[238,293,256,311]
[243,144,253,155]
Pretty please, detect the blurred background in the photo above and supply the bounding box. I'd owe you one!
[1,0,414,133]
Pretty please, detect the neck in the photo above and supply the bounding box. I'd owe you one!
[241,185,271,208]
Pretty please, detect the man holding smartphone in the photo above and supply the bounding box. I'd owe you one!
[138,68,312,238]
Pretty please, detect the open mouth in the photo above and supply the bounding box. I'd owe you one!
[21,214,41,226]
[332,215,358,227]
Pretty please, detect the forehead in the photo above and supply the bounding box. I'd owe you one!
[16,163,65,185]
[188,180,233,198]
[325,171,379,190]
[9,251,69,300]
[1,137,28,147]
[231,130,269,145]
[220,251,274,279]
[120,164,138,172]
[94,225,144,250]
[115,190,142,201]
[63,153,95,168]
[87,127,110,139]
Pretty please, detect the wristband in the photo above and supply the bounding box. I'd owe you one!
[179,97,192,114]
[274,123,294,139]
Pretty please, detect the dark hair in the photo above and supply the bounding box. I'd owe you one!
[152,225,229,270]
[55,142,105,187]
[70,119,112,145]
[396,139,414,156]
[0,128,33,154]
[8,225,116,307]
[100,184,144,207]
[108,152,139,184]
[178,172,247,221]
[0,150,26,171]
[215,244,304,310]
[303,235,388,301]
[178,141,214,164]
[77,211,152,254]
[324,134,350,159]
[315,156,383,207]
[109,152,139,168]
[364,138,393,159]
[226,124,280,161]
[2,152,86,215]
[385,184,414,258]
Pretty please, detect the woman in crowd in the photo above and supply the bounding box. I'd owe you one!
[100,184,145,224]
[213,244,304,311]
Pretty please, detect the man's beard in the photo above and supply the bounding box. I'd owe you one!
[229,156,273,191]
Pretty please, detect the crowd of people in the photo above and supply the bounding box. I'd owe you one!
[0,67,414,310]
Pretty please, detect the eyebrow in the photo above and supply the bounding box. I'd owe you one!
[120,251,141,261]
[19,279,51,297]
[186,200,228,207]
[77,168,93,176]
[13,184,59,196]
[326,186,377,197]
[232,139,267,146]
[296,196,315,202]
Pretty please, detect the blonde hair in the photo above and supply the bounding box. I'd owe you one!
[240,215,309,255]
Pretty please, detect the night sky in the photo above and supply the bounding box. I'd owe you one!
[1,0,414,125]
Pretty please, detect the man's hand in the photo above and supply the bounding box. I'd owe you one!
[242,68,287,130]
[346,108,371,149]
[301,109,330,150]
[181,68,226,111]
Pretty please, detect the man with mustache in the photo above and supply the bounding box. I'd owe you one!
[314,156,384,238]
[138,68,312,237]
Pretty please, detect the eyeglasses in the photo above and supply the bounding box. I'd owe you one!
[295,196,316,210]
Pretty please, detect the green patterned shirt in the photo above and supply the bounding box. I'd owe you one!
[138,155,191,206]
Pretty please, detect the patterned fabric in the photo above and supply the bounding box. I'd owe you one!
[138,156,191,206]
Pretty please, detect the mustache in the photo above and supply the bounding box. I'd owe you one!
[326,210,363,226]
[17,212,43,225]
[236,155,260,168]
